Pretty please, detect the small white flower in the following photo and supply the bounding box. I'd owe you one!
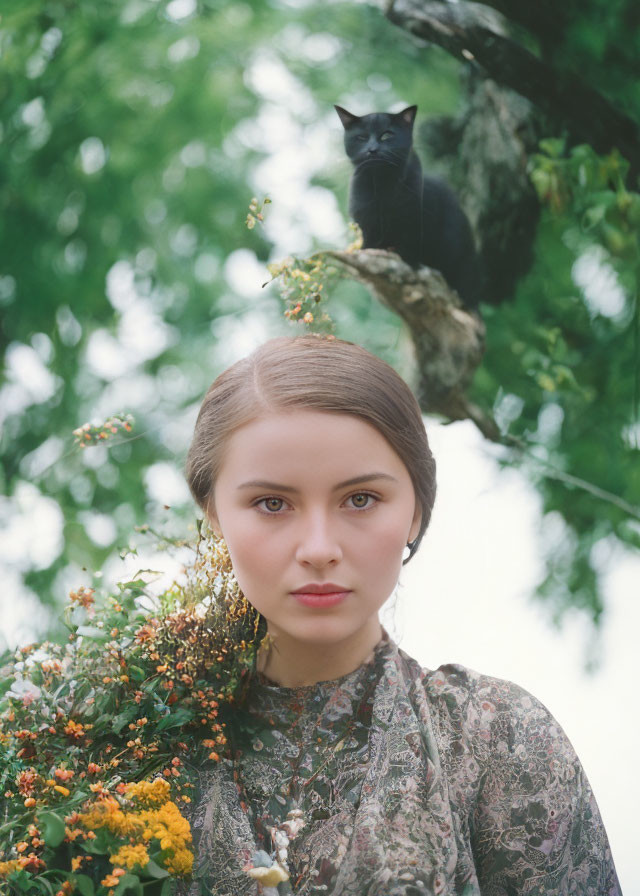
[7,678,41,704]
[273,829,289,848]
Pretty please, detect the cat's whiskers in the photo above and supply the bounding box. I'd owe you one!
[382,148,407,167]
[355,155,401,171]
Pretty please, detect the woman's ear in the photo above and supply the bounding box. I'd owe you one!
[408,501,422,545]
[205,497,223,538]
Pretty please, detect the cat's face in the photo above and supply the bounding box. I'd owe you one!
[335,105,417,170]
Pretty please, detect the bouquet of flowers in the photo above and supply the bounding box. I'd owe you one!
[0,535,264,896]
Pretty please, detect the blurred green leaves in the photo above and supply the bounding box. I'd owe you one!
[476,140,639,624]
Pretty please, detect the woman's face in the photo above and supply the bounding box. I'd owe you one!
[208,409,421,649]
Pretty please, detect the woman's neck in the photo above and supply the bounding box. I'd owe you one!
[257,618,384,688]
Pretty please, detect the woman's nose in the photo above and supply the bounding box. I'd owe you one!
[295,513,343,567]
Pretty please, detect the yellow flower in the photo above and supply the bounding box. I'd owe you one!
[126,778,171,806]
[64,719,85,739]
[78,782,194,879]
[165,847,194,876]
[101,869,125,887]
[109,843,150,870]
[78,797,143,837]
[54,882,74,896]
[137,800,193,876]
[0,860,21,876]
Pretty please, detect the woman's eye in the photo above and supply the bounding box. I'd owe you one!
[255,497,286,513]
[347,492,377,510]
[254,493,377,513]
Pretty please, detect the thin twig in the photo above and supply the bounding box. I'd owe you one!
[504,433,640,520]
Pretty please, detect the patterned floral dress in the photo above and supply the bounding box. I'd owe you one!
[178,631,621,895]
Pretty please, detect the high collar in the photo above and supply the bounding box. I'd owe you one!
[245,629,394,718]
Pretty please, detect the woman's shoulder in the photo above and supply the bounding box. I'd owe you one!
[392,650,621,892]
[399,651,568,754]
[422,660,550,718]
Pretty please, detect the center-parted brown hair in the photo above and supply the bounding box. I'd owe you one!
[185,334,436,564]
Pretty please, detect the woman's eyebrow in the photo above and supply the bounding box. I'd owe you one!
[236,473,398,493]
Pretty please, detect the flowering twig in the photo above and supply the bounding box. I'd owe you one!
[245,196,271,230]
[73,414,134,448]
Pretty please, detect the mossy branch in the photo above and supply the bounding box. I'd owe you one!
[326,248,499,440]
[327,248,640,521]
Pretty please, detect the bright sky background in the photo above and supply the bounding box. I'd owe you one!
[1,46,637,891]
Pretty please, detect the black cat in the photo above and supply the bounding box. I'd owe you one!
[335,104,481,309]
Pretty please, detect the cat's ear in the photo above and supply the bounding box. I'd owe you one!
[334,105,361,129]
[397,105,418,128]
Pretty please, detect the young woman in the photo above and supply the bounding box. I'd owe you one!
[182,334,620,895]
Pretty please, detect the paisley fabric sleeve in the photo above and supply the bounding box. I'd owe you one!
[468,674,621,895]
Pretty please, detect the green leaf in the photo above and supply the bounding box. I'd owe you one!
[539,137,566,158]
[128,664,147,681]
[37,810,66,847]
[82,828,112,854]
[160,879,175,896]
[155,707,194,732]
[587,190,617,207]
[72,875,96,896]
[144,859,170,879]
[113,873,144,896]
[112,706,139,733]
[35,877,55,895]
[582,205,606,230]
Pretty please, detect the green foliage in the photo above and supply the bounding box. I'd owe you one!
[547,0,640,115]
[474,142,639,623]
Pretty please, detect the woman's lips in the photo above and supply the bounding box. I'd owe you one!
[292,591,351,608]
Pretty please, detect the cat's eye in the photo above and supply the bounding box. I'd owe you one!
[380,132,392,141]
[356,135,367,142]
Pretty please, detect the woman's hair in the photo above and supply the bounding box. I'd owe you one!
[186,334,436,564]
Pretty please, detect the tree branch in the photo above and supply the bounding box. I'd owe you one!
[328,249,640,521]
[506,441,640,522]
[419,78,542,306]
[327,248,499,438]
[385,0,640,178]
[465,0,570,46]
